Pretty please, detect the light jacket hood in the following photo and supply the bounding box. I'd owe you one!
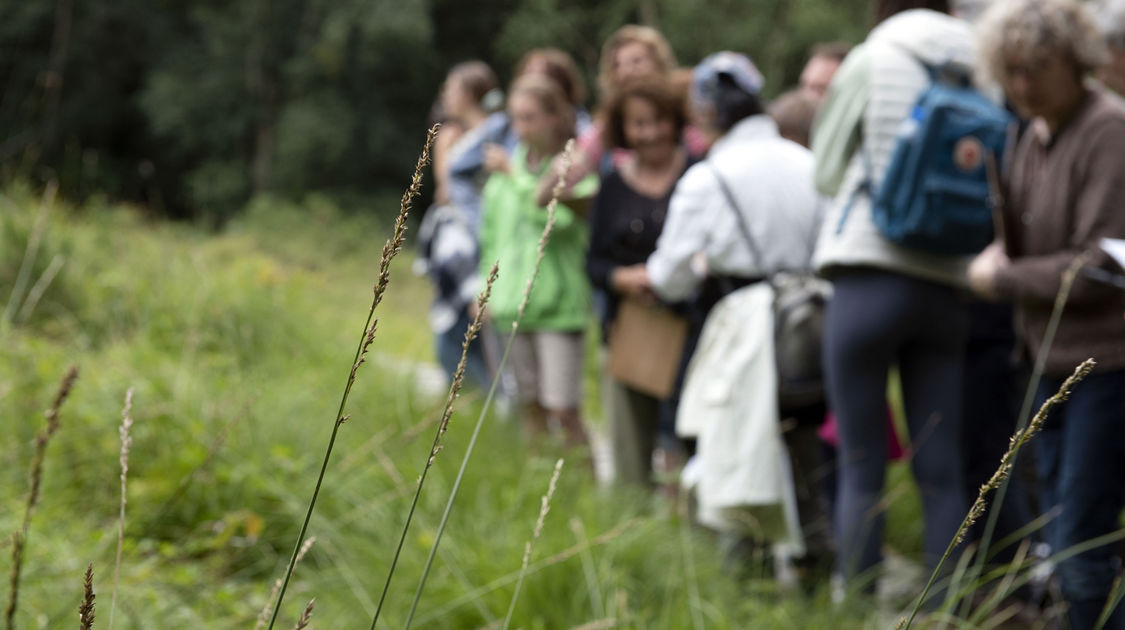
[868,9,975,72]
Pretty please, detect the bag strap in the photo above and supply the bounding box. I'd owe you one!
[836,148,874,235]
[836,46,937,236]
[706,161,765,272]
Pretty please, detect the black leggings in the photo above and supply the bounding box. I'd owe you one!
[824,268,968,585]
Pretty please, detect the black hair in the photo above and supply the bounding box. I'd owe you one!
[713,73,764,132]
[872,0,950,25]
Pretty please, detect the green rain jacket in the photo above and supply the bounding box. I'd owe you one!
[479,143,597,332]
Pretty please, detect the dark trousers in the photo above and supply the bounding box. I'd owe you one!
[1035,367,1125,630]
[824,268,968,586]
[961,301,1034,565]
[436,308,491,389]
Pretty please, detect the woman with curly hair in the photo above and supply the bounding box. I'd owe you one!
[970,1,1125,627]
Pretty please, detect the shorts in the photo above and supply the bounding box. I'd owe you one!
[510,330,584,410]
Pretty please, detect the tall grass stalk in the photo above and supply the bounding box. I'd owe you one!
[897,358,1096,630]
[961,254,1089,613]
[108,388,134,630]
[256,537,316,630]
[4,364,78,630]
[501,458,564,630]
[294,598,314,630]
[570,517,605,618]
[16,253,64,323]
[678,500,706,630]
[266,125,439,630]
[411,517,646,627]
[980,528,1125,622]
[368,261,498,630]
[403,140,578,629]
[953,527,1125,626]
[3,181,56,325]
[79,563,95,630]
[1095,574,1125,630]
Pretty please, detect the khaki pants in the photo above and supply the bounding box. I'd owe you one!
[603,371,660,486]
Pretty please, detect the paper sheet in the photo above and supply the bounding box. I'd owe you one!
[1101,238,1125,270]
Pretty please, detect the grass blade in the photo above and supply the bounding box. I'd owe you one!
[108,388,134,630]
[4,181,56,325]
[5,364,78,630]
[369,262,498,629]
[1095,574,1125,630]
[897,358,1096,629]
[266,125,438,630]
[256,537,316,630]
[961,254,1089,614]
[502,458,564,630]
[402,140,578,629]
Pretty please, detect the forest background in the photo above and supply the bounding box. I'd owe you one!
[2,0,869,224]
[0,2,948,629]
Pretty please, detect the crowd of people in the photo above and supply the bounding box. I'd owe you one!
[417,0,1125,625]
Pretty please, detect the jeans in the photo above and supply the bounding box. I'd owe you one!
[1035,367,1125,630]
[961,301,1034,566]
[824,268,968,588]
[436,308,491,389]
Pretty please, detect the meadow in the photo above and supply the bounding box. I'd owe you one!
[0,181,935,629]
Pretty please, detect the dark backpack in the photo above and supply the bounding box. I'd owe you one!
[844,58,1013,255]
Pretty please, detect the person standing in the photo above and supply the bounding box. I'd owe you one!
[420,62,504,387]
[970,1,1125,627]
[812,0,974,591]
[585,77,691,486]
[645,52,828,575]
[479,74,596,448]
[799,42,851,104]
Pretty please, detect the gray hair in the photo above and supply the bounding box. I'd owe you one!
[1096,0,1125,50]
[953,0,991,22]
[976,0,1109,84]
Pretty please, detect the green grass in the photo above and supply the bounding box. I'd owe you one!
[1,183,927,629]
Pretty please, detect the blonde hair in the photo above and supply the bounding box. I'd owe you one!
[509,74,576,148]
[596,25,678,101]
[977,0,1109,84]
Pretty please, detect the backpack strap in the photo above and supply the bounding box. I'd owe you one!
[834,47,951,235]
[835,147,874,234]
[706,161,766,273]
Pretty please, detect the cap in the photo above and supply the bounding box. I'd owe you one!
[691,51,765,107]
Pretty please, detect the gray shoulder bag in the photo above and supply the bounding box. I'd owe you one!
[707,162,828,409]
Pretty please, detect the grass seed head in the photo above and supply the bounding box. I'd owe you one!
[294,598,314,630]
[79,563,95,630]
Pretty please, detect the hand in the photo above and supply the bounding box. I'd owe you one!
[968,241,1009,300]
[535,154,594,206]
[553,152,590,189]
[483,143,510,174]
[611,264,653,300]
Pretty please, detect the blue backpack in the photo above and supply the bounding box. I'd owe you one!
[849,59,1013,255]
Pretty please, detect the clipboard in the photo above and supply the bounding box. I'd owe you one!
[1084,238,1125,291]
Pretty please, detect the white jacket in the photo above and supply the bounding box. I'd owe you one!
[677,283,803,551]
[812,9,979,287]
[647,115,823,301]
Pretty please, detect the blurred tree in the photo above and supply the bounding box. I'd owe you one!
[0,0,868,220]
[0,0,171,208]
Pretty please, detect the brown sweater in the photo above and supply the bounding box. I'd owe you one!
[994,88,1125,376]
